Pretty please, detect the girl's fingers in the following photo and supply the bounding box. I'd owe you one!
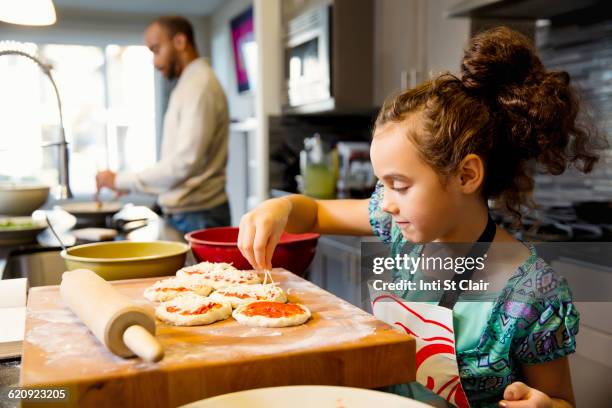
[498,401,533,408]
[498,382,534,408]
[503,382,530,401]
[237,216,247,256]
[237,218,243,248]
[265,230,282,270]
[238,219,258,270]
[253,224,270,270]
[238,197,292,271]
[237,221,245,262]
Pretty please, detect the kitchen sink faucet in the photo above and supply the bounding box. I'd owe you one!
[0,49,72,200]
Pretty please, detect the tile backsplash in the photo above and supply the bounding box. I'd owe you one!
[268,113,376,193]
[534,20,612,205]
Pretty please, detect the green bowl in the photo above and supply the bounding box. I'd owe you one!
[61,241,189,281]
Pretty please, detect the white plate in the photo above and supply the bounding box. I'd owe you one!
[180,386,433,408]
[0,184,50,216]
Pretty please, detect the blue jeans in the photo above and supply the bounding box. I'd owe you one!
[167,201,231,234]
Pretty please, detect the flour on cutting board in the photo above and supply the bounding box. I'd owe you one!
[26,319,376,372]
[25,308,159,374]
[164,320,376,363]
[163,306,377,363]
[26,321,158,373]
[236,328,283,337]
[28,309,81,324]
[27,322,117,366]
[24,271,380,374]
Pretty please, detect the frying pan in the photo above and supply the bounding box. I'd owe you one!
[59,201,123,227]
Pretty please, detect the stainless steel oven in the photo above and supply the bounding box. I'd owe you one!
[284,4,332,111]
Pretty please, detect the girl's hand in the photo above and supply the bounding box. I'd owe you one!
[499,382,553,408]
[238,198,292,270]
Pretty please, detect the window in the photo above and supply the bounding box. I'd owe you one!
[0,41,156,195]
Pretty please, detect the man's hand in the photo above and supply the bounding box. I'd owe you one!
[96,170,129,200]
[96,170,117,191]
[499,382,553,408]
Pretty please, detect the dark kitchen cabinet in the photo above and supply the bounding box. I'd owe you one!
[307,235,365,308]
[281,0,375,114]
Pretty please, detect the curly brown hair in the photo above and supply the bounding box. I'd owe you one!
[375,26,606,220]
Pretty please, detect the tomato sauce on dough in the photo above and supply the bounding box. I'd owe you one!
[242,302,303,318]
[167,303,222,315]
[222,291,264,300]
[156,287,189,292]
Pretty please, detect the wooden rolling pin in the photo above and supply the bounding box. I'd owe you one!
[60,269,164,362]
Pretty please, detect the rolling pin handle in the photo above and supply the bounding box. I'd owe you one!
[122,325,164,363]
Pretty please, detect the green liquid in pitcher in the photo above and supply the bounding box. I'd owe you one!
[303,164,336,199]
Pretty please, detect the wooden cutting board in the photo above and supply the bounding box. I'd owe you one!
[20,268,415,407]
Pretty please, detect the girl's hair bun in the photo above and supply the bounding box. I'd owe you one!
[460,26,543,96]
[375,26,605,222]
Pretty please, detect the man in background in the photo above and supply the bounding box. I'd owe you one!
[96,15,230,233]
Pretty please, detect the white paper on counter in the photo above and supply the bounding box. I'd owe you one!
[0,277,27,308]
[0,278,28,343]
[0,307,26,342]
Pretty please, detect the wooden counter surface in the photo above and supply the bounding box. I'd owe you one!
[21,268,415,407]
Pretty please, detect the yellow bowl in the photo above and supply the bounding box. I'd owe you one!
[61,241,189,281]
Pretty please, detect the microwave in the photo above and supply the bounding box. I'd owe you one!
[284,4,332,111]
[282,0,374,114]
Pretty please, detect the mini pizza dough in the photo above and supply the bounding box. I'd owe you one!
[232,301,311,328]
[177,262,261,289]
[209,284,287,308]
[204,270,261,289]
[176,261,237,277]
[143,275,213,302]
[155,294,232,326]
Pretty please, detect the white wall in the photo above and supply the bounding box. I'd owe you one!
[253,0,282,204]
[372,0,470,106]
[425,0,471,77]
[373,0,427,106]
[210,0,255,121]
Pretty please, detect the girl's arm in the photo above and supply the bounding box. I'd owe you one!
[238,195,371,270]
[500,356,575,407]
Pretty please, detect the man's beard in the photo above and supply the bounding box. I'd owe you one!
[166,55,179,80]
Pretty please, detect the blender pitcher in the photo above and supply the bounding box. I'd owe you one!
[299,133,337,199]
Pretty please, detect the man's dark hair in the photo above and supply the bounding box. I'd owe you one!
[152,15,196,47]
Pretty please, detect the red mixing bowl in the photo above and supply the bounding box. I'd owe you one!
[185,227,320,276]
